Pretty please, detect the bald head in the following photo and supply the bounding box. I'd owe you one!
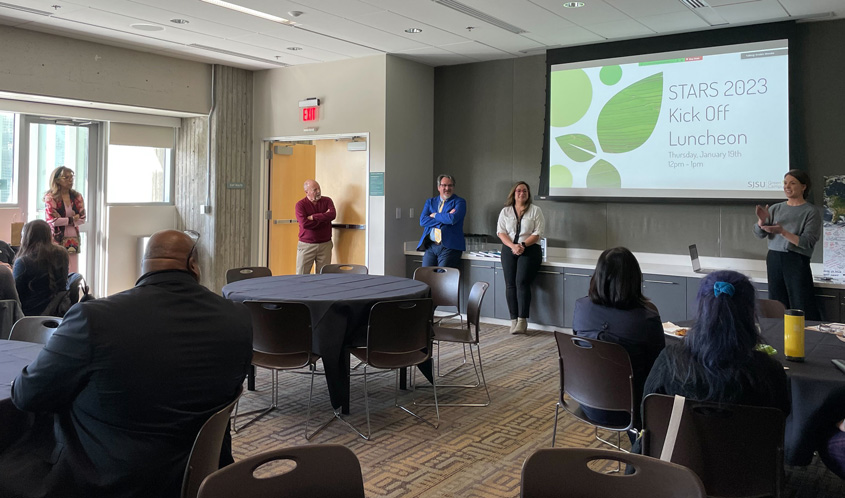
[142,229,200,280]
[304,180,322,203]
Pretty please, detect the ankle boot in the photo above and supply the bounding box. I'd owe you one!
[509,319,519,334]
[516,318,528,334]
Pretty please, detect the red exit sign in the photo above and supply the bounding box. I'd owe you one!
[302,107,318,122]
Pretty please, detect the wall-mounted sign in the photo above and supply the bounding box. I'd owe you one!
[302,107,318,122]
[369,172,384,196]
[227,182,245,189]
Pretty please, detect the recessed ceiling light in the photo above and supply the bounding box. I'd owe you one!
[405,28,423,33]
[287,47,302,51]
[130,23,165,32]
[563,2,585,7]
[170,18,189,24]
[199,0,296,26]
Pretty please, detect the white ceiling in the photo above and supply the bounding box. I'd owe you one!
[1,0,842,70]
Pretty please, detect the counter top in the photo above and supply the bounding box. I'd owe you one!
[404,242,845,289]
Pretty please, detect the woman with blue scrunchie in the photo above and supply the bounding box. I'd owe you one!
[642,270,790,415]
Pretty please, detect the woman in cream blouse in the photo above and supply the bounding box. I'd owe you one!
[497,181,545,334]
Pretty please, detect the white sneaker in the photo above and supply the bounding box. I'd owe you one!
[516,318,528,334]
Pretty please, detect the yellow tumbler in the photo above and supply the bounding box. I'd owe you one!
[784,309,805,362]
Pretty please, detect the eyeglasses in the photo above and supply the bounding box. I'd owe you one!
[185,230,200,268]
[439,183,454,188]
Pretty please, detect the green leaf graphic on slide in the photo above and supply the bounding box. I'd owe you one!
[555,134,596,163]
[551,69,592,127]
[587,160,621,188]
[597,72,663,153]
[550,164,573,188]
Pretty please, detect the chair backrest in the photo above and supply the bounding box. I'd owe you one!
[226,266,272,284]
[181,385,243,498]
[243,301,314,369]
[554,332,634,415]
[412,266,460,309]
[8,316,62,344]
[197,444,365,498]
[642,393,785,498]
[320,264,368,274]
[466,281,489,341]
[366,298,433,369]
[520,447,706,498]
[757,298,786,319]
[0,299,24,340]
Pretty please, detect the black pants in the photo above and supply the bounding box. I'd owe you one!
[766,250,819,321]
[500,243,542,319]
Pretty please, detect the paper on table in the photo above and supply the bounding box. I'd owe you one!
[663,322,688,337]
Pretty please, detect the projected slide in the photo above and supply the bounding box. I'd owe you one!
[548,40,789,199]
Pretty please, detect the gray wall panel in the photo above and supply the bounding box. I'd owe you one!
[433,20,845,261]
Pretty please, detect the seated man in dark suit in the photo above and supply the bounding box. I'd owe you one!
[0,229,253,498]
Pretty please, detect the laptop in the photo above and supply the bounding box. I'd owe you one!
[689,244,715,274]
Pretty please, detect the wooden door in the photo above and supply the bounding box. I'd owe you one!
[315,140,367,266]
[268,143,315,275]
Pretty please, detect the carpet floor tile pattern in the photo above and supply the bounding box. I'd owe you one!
[231,322,845,497]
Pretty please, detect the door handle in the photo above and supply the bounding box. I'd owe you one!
[331,224,366,229]
[273,219,297,224]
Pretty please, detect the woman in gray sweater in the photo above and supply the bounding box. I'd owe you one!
[753,169,821,320]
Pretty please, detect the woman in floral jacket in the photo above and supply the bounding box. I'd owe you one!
[45,166,86,272]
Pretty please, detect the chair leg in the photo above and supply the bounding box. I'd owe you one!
[594,426,630,454]
[396,369,439,429]
[304,365,339,441]
[552,402,561,447]
[329,364,372,441]
[233,368,279,433]
[418,343,490,407]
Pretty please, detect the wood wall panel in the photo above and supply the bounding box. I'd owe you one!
[175,65,253,292]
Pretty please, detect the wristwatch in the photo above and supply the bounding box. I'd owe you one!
[520,242,527,248]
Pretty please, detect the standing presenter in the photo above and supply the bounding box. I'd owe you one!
[753,169,821,320]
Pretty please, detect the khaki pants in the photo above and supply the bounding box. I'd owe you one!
[296,240,333,275]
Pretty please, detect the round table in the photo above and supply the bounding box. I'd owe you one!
[222,274,430,411]
[0,340,44,451]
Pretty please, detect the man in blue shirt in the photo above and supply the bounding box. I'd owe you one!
[417,174,466,268]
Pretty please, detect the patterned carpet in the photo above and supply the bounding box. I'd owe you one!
[231,322,845,497]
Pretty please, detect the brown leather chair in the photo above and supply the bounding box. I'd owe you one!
[345,298,437,440]
[642,393,786,498]
[197,444,365,498]
[757,298,786,319]
[233,301,321,438]
[8,316,62,344]
[424,281,490,407]
[552,332,635,451]
[225,266,272,284]
[320,264,368,274]
[413,266,461,325]
[181,385,243,498]
[520,447,706,498]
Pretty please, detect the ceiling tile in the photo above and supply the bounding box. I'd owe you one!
[348,10,469,45]
[777,0,845,18]
[286,0,385,18]
[229,32,352,62]
[637,10,711,33]
[1,0,88,16]
[528,0,631,24]
[245,26,384,58]
[393,47,476,67]
[436,41,513,59]
[712,0,789,23]
[584,18,656,39]
[603,0,690,17]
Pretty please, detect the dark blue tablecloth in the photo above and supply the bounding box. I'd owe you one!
[0,340,44,452]
[222,274,430,411]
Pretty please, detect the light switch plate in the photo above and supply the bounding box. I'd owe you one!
[395,208,401,219]
[409,208,415,218]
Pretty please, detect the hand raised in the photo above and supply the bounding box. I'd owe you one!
[755,204,770,225]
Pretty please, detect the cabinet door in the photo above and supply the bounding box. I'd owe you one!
[815,288,840,322]
[563,269,593,328]
[642,274,687,323]
[464,263,495,319]
[752,281,770,300]
[494,264,509,319]
[687,276,703,319]
[530,268,564,326]
[405,255,423,279]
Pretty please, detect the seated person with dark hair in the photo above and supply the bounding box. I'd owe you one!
[644,270,790,413]
[573,247,664,432]
[0,229,253,498]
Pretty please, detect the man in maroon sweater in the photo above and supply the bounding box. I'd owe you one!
[294,179,336,274]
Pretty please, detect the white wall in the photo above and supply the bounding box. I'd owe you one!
[104,205,177,295]
[253,56,388,274]
[0,25,210,115]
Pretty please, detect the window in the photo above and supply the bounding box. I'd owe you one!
[0,112,17,203]
[106,144,172,203]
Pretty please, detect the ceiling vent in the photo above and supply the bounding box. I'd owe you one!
[432,0,527,34]
[678,0,728,26]
[188,44,290,67]
[0,2,54,16]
